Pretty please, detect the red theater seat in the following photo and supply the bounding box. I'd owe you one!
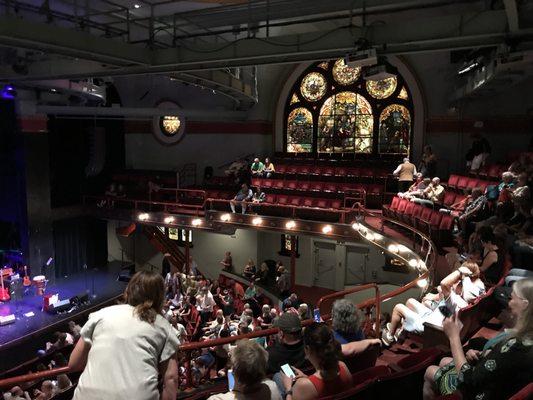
[330,199,342,209]
[262,179,273,188]
[298,181,311,191]
[315,198,329,208]
[447,174,460,189]
[265,194,277,203]
[298,164,312,175]
[251,178,261,186]
[393,198,409,219]
[274,179,284,189]
[346,167,359,177]
[277,164,287,173]
[411,203,424,223]
[415,207,433,229]
[335,167,347,177]
[287,180,298,190]
[401,202,416,224]
[466,178,479,190]
[456,176,469,190]
[289,196,301,206]
[322,166,335,176]
[287,165,299,174]
[383,196,400,218]
[324,183,337,192]
[277,195,289,205]
[487,164,502,179]
[311,166,323,175]
[302,197,315,207]
[311,182,324,191]
[443,192,456,207]
[477,180,490,191]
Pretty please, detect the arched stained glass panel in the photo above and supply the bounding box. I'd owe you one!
[290,93,299,105]
[398,87,409,100]
[317,61,329,70]
[300,72,327,102]
[379,104,411,154]
[366,77,397,99]
[318,92,373,153]
[287,107,313,153]
[332,59,360,85]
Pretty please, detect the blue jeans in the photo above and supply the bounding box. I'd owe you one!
[272,372,288,399]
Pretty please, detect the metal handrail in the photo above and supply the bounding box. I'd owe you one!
[0,367,70,389]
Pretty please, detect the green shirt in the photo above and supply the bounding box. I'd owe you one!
[251,162,264,171]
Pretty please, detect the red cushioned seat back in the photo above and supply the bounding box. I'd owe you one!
[274,179,284,189]
[277,164,287,173]
[343,341,381,375]
[299,181,310,191]
[487,164,501,179]
[312,182,324,191]
[346,167,359,176]
[323,166,335,175]
[265,194,276,204]
[403,201,415,218]
[316,198,328,208]
[330,199,342,209]
[457,176,469,190]
[509,383,533,400]
[287,180,298,190]
[411,204,424,220]
[477,180,489,191]
[302,197,315,207]
[396,199,409,214]
[325,183,337,192]
[251,178,261,186]
[335,167,347,177]
[418,207,432,222]
[438,214,454,230]
[443,192,456,207]
[447,174,460,188]
[466,178,479,190]
[429,211,443,227]
[289,196,301,206]
[299,164,311,174]
[359,167,372,178]
[287,165,299,174]
[277,195,289,205]
[311,166,322,175]
[389,196,400,211]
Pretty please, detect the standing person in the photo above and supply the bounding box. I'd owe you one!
[161,253,172,278]
[466,132,491,172]
[184,255,198,277]
[393,158,417,192]
[276,265,291,298]
[196,286,216,324]
[419,145,437,177]
[220,251,233,272]
[230,183,253,214]
[68,271,179,400]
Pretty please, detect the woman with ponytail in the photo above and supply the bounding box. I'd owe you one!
[280,323,352,399]
[69,270,180,400]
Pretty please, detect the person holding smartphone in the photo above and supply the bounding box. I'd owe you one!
[207,340,281,400]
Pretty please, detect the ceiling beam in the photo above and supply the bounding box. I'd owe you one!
[0,16,151,66]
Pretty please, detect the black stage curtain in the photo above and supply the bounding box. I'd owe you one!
[53,217,107,277]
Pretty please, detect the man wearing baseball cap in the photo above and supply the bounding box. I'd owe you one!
[267,313,307,373]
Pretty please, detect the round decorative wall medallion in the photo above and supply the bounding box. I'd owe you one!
[152,102,186,145]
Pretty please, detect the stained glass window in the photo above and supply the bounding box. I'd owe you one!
[284,58,412,156]
[300,72,327,102]
[290,93,299,105]
[332,59,360,85]
[287,107,313,153]
[366,77,397,99]
[379,104,411,154]
[398,87,409,100]
[318,92,373,153]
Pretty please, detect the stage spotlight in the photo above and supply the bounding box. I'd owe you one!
[191,218,202,226]
[252,217,263,226]
[387,244,399,253]
[417,278,428,288]
[164,216,175,224]
[138,213,149,221]
[285,220,296,229]
[1,84,16,99]
[408,259,418,268]
[220,213,231,222]
[322,225,332,234]
[134,4,141,8]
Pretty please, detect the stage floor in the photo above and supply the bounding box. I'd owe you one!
[0,262,127,371]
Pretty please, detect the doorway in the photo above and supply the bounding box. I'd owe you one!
[313,241,336,290]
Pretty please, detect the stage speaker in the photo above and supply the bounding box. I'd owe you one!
[0,314,15,326]
[48,299,71,314]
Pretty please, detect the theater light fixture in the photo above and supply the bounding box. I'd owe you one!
[351,222,360,230]
[164,216,175,224]
[285,220,296,229]
[418,260,427,271]
[417,278,428,288]
[220,213,231,222]
[191,218,202,226]
[397,244,409,253]
[387,244,399,253]
[408,259,418,268]
[365,232,374,241]
[322,225,332,234]
[252,217,263,226]
[373,233,383,241]
[138,213,149,221]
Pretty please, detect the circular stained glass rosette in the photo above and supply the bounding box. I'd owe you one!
[366,77,398,99]
[332,59,360,85]
[300,72,327,102]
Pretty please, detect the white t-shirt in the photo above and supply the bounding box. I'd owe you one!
[207,379,281,400]
[73,304,180,400]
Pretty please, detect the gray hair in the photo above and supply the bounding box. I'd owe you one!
[231,340,268,387]
[331,299,363,335]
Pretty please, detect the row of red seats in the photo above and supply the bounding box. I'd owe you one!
[275,164,389,179]
[251,178,383,195]
[383,197,454,247]
[446,174,494,192]
[475,163,508,179]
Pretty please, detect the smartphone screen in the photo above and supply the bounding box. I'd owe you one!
[281,363,295,378]
[313,308,321,322]
[227,370,235,390]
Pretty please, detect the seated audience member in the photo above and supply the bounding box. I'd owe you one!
[208,340,281,400]
[276,265,291,297]
[398,174,428,199]
[219,289,235,317]
[331,299,365,344]
[202,309,225,338]
[68,320,82,341]
[411,177,445,207]
[439,188,472,217]
[4,386,30,400]
[479,229,504,284]
[282,293,301,312]
[230,183,253,214]
[382,262,485,345]
[297,303,310,320]
[251,158,265,177]
[251,186,266,211]
[45,331,74,353]
[267,313,306,374]
[258,304,274,329]
[242,259,256,280]
[255,262,270,285]
[509,172,531,220]
[220,251,233,272]
[423,278,533,400]
[264,158,275,178]
[278,323,353,399]
[498,171,516,192]
[244,281,258,301]
[457,187,487,236]
[57,373,73,391]
[185,255,199,276]
[68,271,179,400]
[33,381,55,400]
